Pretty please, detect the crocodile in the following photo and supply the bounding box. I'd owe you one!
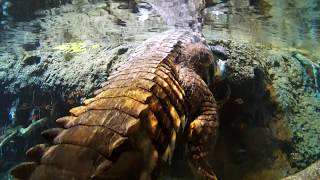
[10,30,219,180]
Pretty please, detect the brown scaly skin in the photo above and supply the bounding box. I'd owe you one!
[175,43,219,180]
[10,30,219,180]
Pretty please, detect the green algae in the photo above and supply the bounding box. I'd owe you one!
[53,42,100,61]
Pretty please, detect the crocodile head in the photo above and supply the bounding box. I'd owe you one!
[176,42,219,88]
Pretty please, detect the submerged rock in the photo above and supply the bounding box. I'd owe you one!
[267,51,320,168]
[204,39,319,180]
[207,39,292,180]
[281,160,320,180]
[0,0,166,99]
[21,55,41,66]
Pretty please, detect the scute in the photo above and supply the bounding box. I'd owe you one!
[66,109,140,136]
[53,125,128,157]
[30,164,89,180]
[40,144,106,173]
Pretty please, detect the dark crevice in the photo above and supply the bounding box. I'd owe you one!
[0,86,73,174]
[211,68,291,180]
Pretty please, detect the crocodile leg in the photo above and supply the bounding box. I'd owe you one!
[176,43,219,180]
[179,67,219,180]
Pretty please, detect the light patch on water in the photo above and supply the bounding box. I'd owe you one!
[138,8,150,22]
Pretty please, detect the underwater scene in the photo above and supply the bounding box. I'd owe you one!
[0,0,319,179]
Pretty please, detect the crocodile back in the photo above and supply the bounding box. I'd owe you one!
[10,30,201,180]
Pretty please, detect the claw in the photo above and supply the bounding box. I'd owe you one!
[188,151,218,180]
[198,166,218,180]
[56,116,76,128]
[91,160,113,179]
[26,144,49,162]
[41,128,63,142]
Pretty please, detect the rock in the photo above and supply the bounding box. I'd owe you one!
[136,2,152,10]
[117,47,128,55]
[205,0,222,7]
[204,39,293,180]
[281,161,320,180]
[267,52,320,168]
[0,0,162,98]
[210,44,228,60]
[0,71,5,80]
[208,40,268,85]
[22,41,40,51]
[22,56,41,66]
[205,39,319,180]
[0,0,169,97]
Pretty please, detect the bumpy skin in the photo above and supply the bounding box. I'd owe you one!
[176,43,219,180]
[10,30,218,180]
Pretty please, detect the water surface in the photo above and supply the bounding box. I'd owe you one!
[203,0,320,62]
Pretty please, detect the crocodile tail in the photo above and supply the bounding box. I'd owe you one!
[10,88,157,180]
[10,31,188,180]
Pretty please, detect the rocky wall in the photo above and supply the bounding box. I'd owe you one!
[206,39,319,180]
